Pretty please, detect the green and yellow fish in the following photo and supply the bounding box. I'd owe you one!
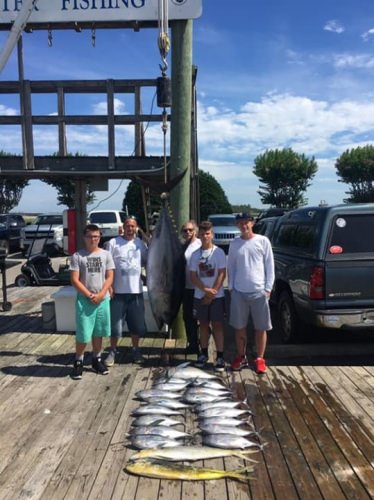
[125,459,254,482]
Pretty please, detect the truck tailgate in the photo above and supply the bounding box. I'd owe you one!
[325,258,374,303]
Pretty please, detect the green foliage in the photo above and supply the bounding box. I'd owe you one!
[41,153,95,208]
[123,170,232,228]
[0,150,29,213]
[335,145,374,203]
[198,170,232,220]
[253,148,318,209]
[122,182,161,230]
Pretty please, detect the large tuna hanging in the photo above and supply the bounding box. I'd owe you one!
[146,194,185,331]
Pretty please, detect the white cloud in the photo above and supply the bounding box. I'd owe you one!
[362,28,374,41]
[324,20,345,34]
[334,53,374,69]
[0,104,17,115]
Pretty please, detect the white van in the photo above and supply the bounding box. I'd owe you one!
[88,210,127,243]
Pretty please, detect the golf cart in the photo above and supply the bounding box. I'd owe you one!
[0,240,12,311]
[15,231,71,287]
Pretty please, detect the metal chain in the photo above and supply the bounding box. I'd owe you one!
[47,27,53,47]
[162,109,168,184]
[91,25,96,47]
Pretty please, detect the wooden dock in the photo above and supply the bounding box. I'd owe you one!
[0,284,373,499]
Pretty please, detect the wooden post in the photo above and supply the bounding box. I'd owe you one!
[74,180,87,251]
[169,19,193,341]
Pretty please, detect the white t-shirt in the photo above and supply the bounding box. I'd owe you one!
[227,235,274,293]
[184,238,202,289]
[107,236,148,294]
[189,245,226,299]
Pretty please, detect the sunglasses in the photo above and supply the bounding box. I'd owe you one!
[182,228,194,233]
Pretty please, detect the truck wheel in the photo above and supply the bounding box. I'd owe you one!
[15,274,31,287]
[278,291,299,343]
[2,301,12,311]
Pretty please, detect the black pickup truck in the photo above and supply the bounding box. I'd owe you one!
[270,203,374,342]
[0,214,26,254]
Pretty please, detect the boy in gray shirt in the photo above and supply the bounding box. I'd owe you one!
[69,224,115,380]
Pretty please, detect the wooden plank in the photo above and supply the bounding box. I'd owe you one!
[109,368,160,500]
[291,365,374,499]
[268,366,346,500]
[234,369,276,500]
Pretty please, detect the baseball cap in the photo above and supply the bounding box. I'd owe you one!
[235,212,254,222]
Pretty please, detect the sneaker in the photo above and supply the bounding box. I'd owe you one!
[132,349,145,364]
[195,353,208,368]
[214,357,225,372]
[231,355,249,371]
[255,357,267,374]
[71,360,83,380]
[92,357,109,375]
[105,349,116,367]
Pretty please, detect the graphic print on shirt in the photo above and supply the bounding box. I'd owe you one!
[198,248,215,277]
[120,247,140,276]
[86,256,103,274]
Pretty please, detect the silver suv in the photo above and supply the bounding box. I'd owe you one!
[88,210,127,243]
[21,213,64,256]
[208,214,240,251]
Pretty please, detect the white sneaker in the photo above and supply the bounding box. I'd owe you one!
[105,350,116,367]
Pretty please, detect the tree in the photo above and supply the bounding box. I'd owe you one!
[335,145,374,203]
[122,181,161,230]
[198,170,232,220]
[42,177,96,208]
[122,170,232,228]
[41,153,95,208]
[0,151,29,213]
[253,148,318,209]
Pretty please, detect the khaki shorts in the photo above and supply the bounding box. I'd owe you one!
[229,289,272,331]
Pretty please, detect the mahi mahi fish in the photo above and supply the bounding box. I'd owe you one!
[125,459,254,482]
[146,195,186,330]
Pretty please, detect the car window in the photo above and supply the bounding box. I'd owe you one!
[328,214,374,253]
[0,215,6,223]
[209,217,236,226]
[35,215,62,225]
[275,223,316,252]
[90,212,117,223]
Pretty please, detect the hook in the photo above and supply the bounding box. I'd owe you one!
[159,59,168,75]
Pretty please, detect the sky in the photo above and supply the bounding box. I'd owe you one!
[1,0,374,213]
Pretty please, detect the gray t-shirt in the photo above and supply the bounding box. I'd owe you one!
[69,248,115,297]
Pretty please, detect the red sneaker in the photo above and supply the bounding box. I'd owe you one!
[255,357,266,374]
[231,355,249,371]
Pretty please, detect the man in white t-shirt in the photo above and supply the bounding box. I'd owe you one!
[190,220,226,372]
[181,220,201,354]
[227,212,274,374]
[105,216,148,365]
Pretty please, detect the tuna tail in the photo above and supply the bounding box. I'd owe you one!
[135,168,187,194]
[234,450,260,463]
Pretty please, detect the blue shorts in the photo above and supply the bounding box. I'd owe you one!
[75,295,111,344]
[229,289,272,331]
[111,293,147,337]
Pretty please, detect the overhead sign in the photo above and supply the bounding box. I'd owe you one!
[0,0,203,24]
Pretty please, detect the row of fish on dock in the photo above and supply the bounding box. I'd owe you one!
[124,363,263,482]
